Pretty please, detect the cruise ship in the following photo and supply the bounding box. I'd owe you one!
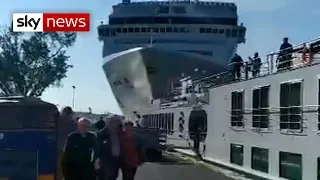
[98,0,246,119]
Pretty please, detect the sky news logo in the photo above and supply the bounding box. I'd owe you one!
[12,13,90,32]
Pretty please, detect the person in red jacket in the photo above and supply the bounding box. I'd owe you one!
[120,121,145,180]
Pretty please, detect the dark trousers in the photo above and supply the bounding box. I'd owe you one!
[122,167,137,180]
[101,160,121,180]
[232,67,241,80]
[64,166,96,180]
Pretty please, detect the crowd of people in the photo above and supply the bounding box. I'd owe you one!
[57,106,145,180]
[230,37,295,81]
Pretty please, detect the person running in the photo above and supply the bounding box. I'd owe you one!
[61,118,98,180]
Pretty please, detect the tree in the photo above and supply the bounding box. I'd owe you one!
[0,26,76,97]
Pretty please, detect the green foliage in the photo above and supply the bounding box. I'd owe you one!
[0,26,76,97]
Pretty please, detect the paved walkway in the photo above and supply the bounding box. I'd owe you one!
[134,152,247,180]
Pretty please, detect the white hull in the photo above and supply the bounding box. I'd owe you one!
[102,45,236,119]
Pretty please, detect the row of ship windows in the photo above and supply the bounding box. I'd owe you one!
[230,78,320,131]
[109,17,237,26]
[125,1,235,6]
[231,144,307,180]
[142,113,174,132]
[98,27,244,38]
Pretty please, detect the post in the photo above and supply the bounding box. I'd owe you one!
[72,85,76,109]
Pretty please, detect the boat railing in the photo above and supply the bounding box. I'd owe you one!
[159,37,320,109]
[195,36,320,89]
[229,105,320,134]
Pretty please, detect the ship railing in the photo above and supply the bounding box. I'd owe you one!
[193,37,320,89]
[228,105,320,134]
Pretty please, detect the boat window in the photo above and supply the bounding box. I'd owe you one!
[219,29,225,34]
[159,113,163,129]
[239,29,245,37]
[212,29,218,33]
[230,144,243,166]
[153,28,159,32]
[252,86,270,128]
[151,115,154,128]
[166,27,172,32]
[104,28,110,36]
[128,28,133,33]
[162,113,166,129]
[142,115,147,127]
[123,28,127,33]
[158,114,161,128]
[116,28,121,33]
[124,78,129,83]
[134,28,140,33]
[164,113,168,130]
[279,152,302,180]
[226,29,231,37]
[251,147,269,173]
[141,27,147,32]
[109,17,237,25]
[199,28,205,33]
[111,29,116,36]
[98,28,104,36]
[232,29,237,37]
[155,114,159,128]
[173,27,179,33]
[318,79,320,130]
[205,28,212,33]
[173,6,186,14]
[231,91,244,127]
[156,6,169,14]
[179,27,186,32]
[160,27,165,32]
[280,82,302,130]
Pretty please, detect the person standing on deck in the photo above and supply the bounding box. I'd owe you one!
[252,52,262,77]
[56,106,77,180]
[278,37,293,70]
[230,53,244,80]
[61,118,98,180]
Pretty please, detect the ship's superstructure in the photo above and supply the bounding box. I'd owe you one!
[98,0,246,119]
[140,38,320,180]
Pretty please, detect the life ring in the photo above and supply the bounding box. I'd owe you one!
[302,47,312,64]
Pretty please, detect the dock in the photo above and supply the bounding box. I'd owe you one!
[133,152,250,180]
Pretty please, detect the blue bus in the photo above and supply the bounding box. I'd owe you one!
[0,97,59,180]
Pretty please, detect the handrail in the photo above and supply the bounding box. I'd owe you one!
[157,37,320,109]
[194,37,320,87]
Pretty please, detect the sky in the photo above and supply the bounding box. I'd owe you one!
[0,0,319,114]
